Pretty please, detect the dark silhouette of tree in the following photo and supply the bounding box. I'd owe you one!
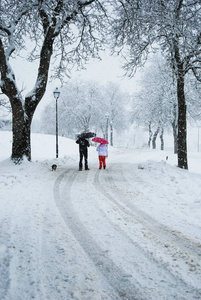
[0,0,108,163]
[111,0,201,169]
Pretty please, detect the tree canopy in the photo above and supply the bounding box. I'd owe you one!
[0,0,109,162]
[111,0,201,169]
[41,79,129,142]
[131,53,178,150]
[1,0,201,169]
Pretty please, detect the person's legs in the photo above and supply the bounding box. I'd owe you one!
[99,156,103,169]
[79,150,84,170]
[103,156,106,169]
[84,149,89,170]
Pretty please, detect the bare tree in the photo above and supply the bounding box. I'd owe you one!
[185,76,201,124]
[41,79,129,144]
[111,0,201,169]
[41,80,106,138]
[0,96,11,114]
[0,0,108,163]
[131,54,177,151]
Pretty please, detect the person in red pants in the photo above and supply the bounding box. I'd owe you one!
[96,143,108,169]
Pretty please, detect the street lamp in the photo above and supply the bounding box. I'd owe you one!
[53,87,60,158]
[105,113,109,141]
[110,121,113,146]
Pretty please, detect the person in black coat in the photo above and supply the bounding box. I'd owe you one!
[76,137,90,171]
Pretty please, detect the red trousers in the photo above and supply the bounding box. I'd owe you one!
[99,156,106,169]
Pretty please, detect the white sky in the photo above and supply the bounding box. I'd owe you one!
[10,51,141,119]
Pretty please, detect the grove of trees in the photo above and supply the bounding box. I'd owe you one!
[41,80,129,143]
[1,0,201,169]
[0,0,109,163]
[111,0,201,169]
[131,54,178,153]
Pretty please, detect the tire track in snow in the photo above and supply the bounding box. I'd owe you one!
[95,165,201,260]
[54,168,147,300]
[93,165,201,298]
[54,167,201,299]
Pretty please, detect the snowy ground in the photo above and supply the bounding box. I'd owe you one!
[0,131,201,300]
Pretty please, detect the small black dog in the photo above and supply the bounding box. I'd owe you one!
[52,164,57,171]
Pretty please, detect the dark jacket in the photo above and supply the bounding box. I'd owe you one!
[76,137,90,151]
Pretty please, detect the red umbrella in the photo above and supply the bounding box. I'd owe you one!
[92,137,109,144]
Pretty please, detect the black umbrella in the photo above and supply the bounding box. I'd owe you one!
[79,132,96,138]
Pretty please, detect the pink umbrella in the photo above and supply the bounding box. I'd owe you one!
[92,137,109,144]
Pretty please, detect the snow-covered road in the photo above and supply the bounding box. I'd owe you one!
[53,159,201,300]
[1,132,201,300]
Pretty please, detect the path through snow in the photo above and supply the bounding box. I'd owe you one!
[1,133,201,300]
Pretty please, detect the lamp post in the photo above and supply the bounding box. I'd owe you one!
[105,113,109,141]
[110,121,113,146]
[53,87,60,158]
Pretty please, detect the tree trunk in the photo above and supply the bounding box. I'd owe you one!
[160,128,164,150]
[10,92,36,163]
[101,124,106,139]
[12,109,32,163]
[152,127,160,149]
[172,123,178,154]
[0,26,55,163]
[173,37,188,169]
[177,73,188,169]
[148,123,152,148]
[172,103,178,154]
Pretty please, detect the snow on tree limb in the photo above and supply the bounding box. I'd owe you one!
[0,0,110,162]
